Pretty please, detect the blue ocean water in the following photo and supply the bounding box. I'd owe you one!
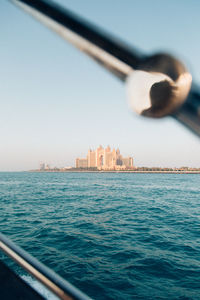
[0,172,200,299]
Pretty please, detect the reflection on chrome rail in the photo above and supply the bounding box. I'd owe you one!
[10,0,200,137]
[0,232,92,300]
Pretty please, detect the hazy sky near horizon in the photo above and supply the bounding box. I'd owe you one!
[1,0,200,171]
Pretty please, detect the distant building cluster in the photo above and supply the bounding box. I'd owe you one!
[39,163,51,171]
[76,145,134,170]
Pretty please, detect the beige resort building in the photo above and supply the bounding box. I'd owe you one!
[76,145,133,170]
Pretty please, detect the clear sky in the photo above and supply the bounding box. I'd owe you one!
[1,0,200,171]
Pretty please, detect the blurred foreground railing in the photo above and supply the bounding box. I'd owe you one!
[0,232,92,300]
[10,0,200,137]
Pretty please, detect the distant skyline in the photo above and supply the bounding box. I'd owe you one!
[76,145,133,170]
[1,0,200,171]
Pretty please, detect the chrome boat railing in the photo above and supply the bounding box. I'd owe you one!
[0,232,92,300]
[10,0,200,137]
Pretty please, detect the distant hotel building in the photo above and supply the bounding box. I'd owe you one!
[76,146,134,170]
[39,163,50,171]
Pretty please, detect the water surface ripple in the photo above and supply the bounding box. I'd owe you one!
[0,172,200,299]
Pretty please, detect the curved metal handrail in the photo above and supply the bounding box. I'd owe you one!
[0,232,92,300]
[10,0,200,137]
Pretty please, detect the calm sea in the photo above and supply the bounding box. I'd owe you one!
[0,172,200,299]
